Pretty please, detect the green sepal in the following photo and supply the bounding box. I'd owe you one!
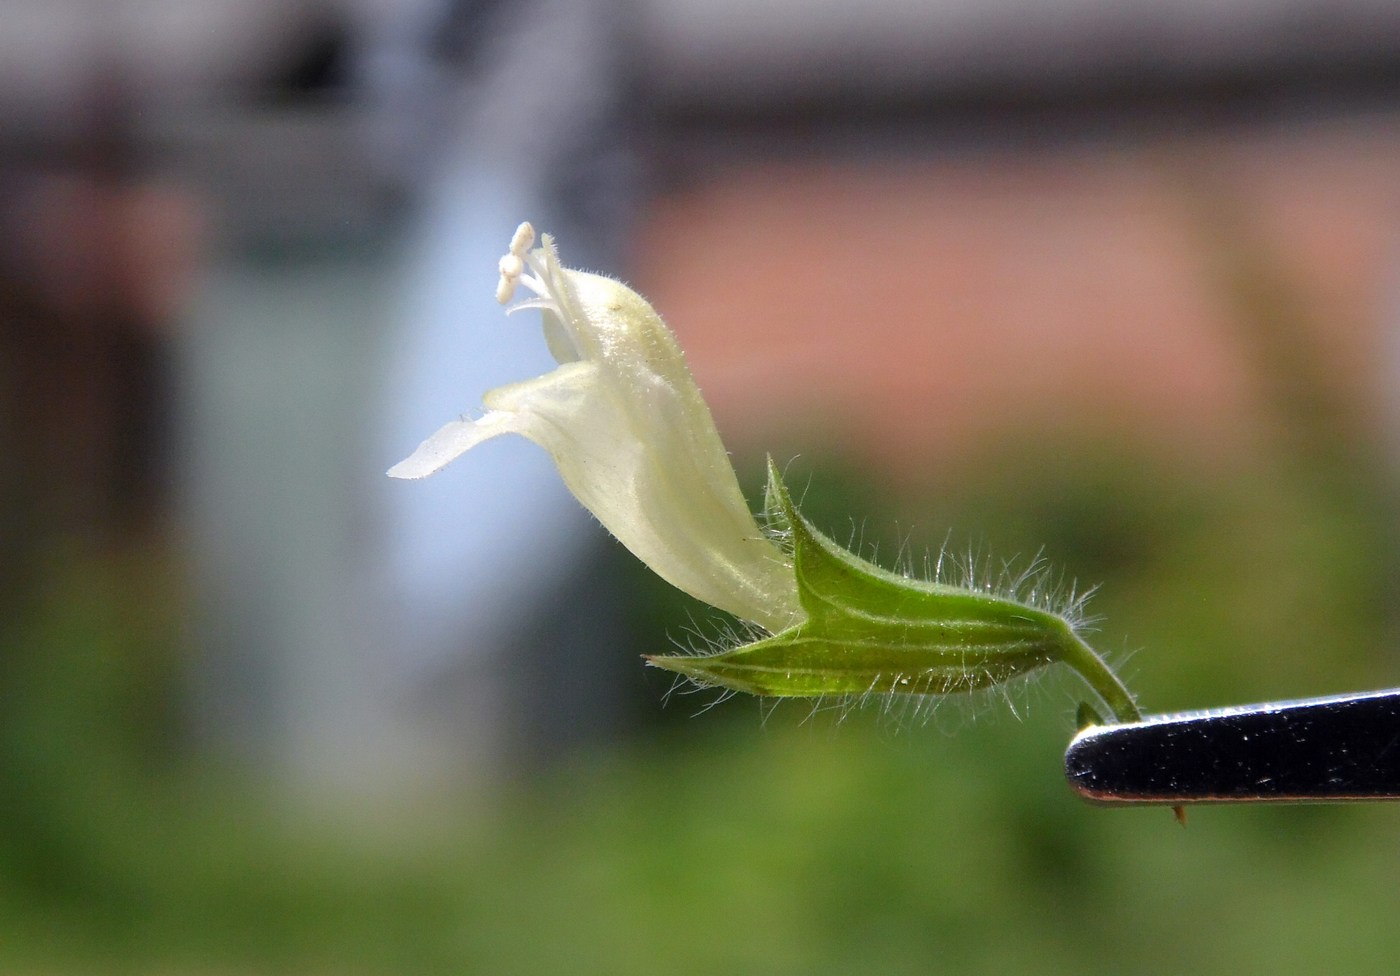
[648,461,1142,718]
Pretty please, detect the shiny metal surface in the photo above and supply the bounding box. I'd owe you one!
[1065,688,1400,805]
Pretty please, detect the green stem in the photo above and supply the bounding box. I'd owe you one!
[1061,632,1141,724]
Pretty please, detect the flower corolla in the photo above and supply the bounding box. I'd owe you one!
[388,222,801,633]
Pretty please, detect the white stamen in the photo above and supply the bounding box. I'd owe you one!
[509,221,535,256]
[518,272,548,298]
[497,223,540,303]
[499,253,524,280]
[505,297,560,316]
[495,275,517,305]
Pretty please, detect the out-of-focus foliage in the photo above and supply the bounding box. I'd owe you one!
[2,426,1397,975]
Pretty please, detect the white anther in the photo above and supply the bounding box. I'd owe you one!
[497,248,529,304]
[496,274,516,304]
[509,221,535,257]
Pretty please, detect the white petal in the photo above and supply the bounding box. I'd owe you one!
[495,276,799,631]
[389,227,803,633]
[386,410,519,479]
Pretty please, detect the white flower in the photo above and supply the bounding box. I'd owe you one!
[388,222,801,633]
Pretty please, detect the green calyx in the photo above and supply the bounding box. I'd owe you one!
[647,459,1142,724]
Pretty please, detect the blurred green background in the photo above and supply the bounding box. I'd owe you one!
[4,2,1400,974]
[3,427,1398,974]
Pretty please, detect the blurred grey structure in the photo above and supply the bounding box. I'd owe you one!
[174,0,641,799]
[4,0,642,802]
[636,0,1400,110]
[2,0,1399,803]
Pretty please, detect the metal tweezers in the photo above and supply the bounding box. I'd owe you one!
[1066,687,1400,806]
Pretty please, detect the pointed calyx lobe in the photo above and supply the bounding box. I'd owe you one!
[648,459,1142,723]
